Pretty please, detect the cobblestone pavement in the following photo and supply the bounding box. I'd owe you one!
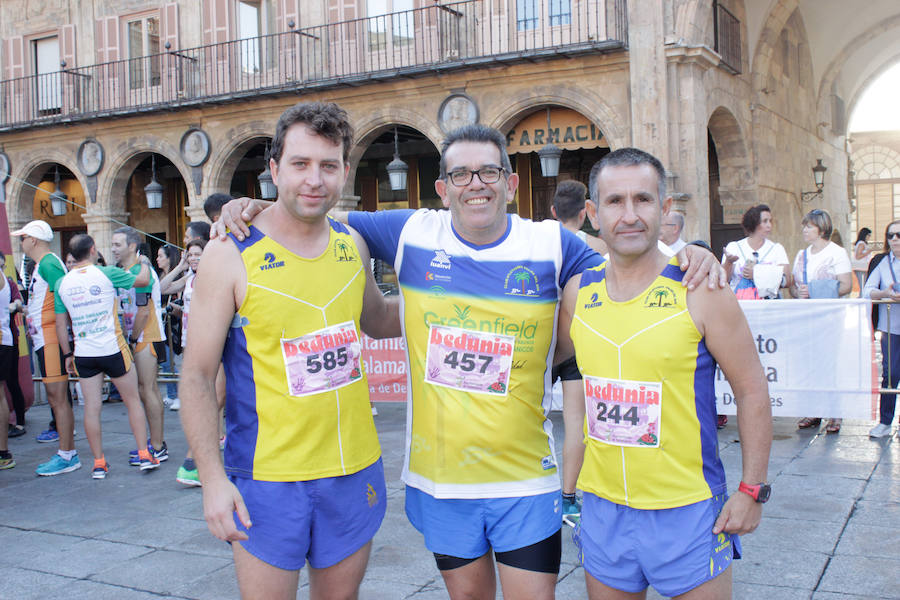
[2,401,898,599]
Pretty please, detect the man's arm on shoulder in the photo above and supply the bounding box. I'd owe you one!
[350,227,401,339]
[677,243,727,290]
[213,197,273,241]
[689,285,771,535]
[179,238,251,542]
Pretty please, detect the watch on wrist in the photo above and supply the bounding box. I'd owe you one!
[738,481,771,503]
[62,351,73,359]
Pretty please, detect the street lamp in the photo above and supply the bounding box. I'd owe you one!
[144,154,164,209]
[258,142,277,200]
[49,166,67,216]
[386,127,408,191]
[538,107,562,178]
[801,159,827,202]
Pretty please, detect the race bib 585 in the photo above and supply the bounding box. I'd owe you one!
[281,321,363,397]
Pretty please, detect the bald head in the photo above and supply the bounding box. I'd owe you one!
[660,212,684,245]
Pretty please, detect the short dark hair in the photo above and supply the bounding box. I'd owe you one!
[439,124,513,179]
[185,238,207,253]
[552,180,588,221]
[68,234,95,261]
[113,226,142,250]
[186,221,211,242]
[203,193,233,221]
[588,148,666,204]
[801,208,833,240]
[270,101,353,165]
[741,204,772,236]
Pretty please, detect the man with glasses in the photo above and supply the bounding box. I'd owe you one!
[216,123,723,599]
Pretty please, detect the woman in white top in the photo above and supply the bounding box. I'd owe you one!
[851,227,873,291]
[722,204,791,298]
[791,208,853,433]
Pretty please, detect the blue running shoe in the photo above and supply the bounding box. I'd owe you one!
[36,429,59,443]
[36,454,82,476]
[129,438,153,466]
[562,496,582,528]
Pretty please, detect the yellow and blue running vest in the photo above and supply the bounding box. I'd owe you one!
[223,220,380,482]
[571,257,725,510]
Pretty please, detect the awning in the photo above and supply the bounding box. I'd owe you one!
[505,108,608,154]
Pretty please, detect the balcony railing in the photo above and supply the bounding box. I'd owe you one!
[0,0,627,132]
[713,1,741,74]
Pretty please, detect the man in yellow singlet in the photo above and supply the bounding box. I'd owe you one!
[558,148,772,599]
[180,102,400,600]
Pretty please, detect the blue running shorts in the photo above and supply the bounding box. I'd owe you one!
[230,458,386,570]
[575,493,741,597]
[405,485,561,559]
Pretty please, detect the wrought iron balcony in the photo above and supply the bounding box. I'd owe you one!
[713,1,741,74]
[0,0,627,132]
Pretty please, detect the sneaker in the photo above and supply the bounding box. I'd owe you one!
[0,456,15,470]
[138,449,160,471]
[92,458,109,479]
[869,423,892,438]
[8,424,26,438]
[169,397,180,411]
[129,438,153,466]
[36,453,81,476]
[36,429,59,443]
[176,466,202,487]
[562,496,582,528]
[716,415,728,429]
[151,442,169,463]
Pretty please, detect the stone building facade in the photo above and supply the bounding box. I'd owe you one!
[1,0,898,266]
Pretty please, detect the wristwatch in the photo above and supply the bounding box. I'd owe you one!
[738,481,771,503]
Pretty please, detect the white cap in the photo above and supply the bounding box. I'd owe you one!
[10,220,54,242]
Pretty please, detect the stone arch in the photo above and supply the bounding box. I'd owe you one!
[679,0,749,74]
[206,120,274,194]
[707,105,751,190]
[100,138,192,216]
[8,151,86,228]
[750,0,801,98]
[491,93,625,151]
[348,108,442,195]
[846,53,900,133]
[815,16,900,136]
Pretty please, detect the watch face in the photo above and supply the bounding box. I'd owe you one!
[757,484,771,503]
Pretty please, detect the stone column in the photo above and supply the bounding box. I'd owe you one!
[627,0,669,165]
[184,204,208,223]
[82,212,130,260]
[334,195,361,213]
[664,45,719,242]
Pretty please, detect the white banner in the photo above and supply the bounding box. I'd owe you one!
[716,299,878,419]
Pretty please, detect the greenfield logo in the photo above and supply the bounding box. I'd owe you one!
[423,304,538,340]
[333,239,356,262]
[643,286,677,308]
[428,285,446,298]
[504,266,539,296]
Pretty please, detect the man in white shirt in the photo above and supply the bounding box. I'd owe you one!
[660,212,687,254]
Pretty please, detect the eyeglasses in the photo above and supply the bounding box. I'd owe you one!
[446,167,505,187]
[887,232,900,240]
